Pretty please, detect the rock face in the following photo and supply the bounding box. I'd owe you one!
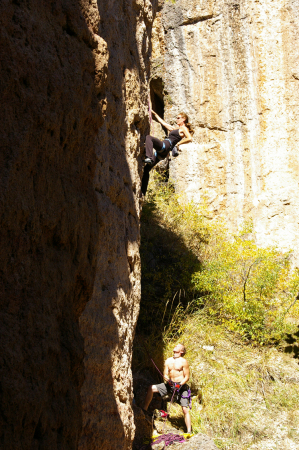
[0,0,156,449]
[0,1,105,448]
[78,0,157,449]
[152,0,299,262]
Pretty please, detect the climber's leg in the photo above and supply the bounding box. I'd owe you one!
[143,384,159,410]
[145,135,163,164]
[142,136,170,195]
[182,406,192,433]
[141,164,151,195]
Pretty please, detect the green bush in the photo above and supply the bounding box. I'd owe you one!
[138,172,299,345]
[192,226,299,343]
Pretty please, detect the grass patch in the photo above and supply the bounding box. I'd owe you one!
[135,172,299,449]
[162,312,299,449]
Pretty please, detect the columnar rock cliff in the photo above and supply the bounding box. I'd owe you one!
[152,0,299,261]
[78,0,156,449]
[0,0,155,448]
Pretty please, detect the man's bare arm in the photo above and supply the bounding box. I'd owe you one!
[180,359,190,385]
[163,359,170,381]
[177,125,192,148]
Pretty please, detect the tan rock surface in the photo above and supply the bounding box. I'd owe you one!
[78,0,157,449]
[0,0,106,448]
[156,0,299,262]
[0,0,156,449]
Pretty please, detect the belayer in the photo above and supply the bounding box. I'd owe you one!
[143,343,193,437]
[141,111,193,195]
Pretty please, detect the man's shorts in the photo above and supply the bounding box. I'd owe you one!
[155,382,190,408]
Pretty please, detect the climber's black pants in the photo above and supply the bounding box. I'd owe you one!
[142,135,171,195]
[145,135,170,163]
[141,164,151,195]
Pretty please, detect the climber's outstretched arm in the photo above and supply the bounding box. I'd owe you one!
[177,125,192,148]
[152,110,175,132]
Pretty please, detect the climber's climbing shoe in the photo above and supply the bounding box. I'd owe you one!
[183,432,194,439]
[152,431,161,442]
[144,157,154,166]
[172,146,179,157]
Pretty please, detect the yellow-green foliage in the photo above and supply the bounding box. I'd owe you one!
[145,172,210,254]
[139,172,299,345]
[193,226,299,343]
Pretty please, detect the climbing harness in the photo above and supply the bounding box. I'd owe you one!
[163,138,175,149]
[167,380,181,389]
[181,387,192,410]
[153,138,175,162]
[159,139,174,154]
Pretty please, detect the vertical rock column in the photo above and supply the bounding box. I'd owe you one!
[0,0,157,448]
[79,0,157,449]
[0,0,108,448]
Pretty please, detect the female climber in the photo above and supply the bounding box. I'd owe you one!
[142,111,193,195]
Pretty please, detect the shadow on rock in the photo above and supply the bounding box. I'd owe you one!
[133,404,153,450]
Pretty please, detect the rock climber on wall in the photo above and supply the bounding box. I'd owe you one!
[141,111,193,195]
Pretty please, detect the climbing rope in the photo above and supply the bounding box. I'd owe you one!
[152,432,186,446]
[142,342,169,383]
[162,385,177,433]
[148,94,153,132]
[140,432,186,450]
